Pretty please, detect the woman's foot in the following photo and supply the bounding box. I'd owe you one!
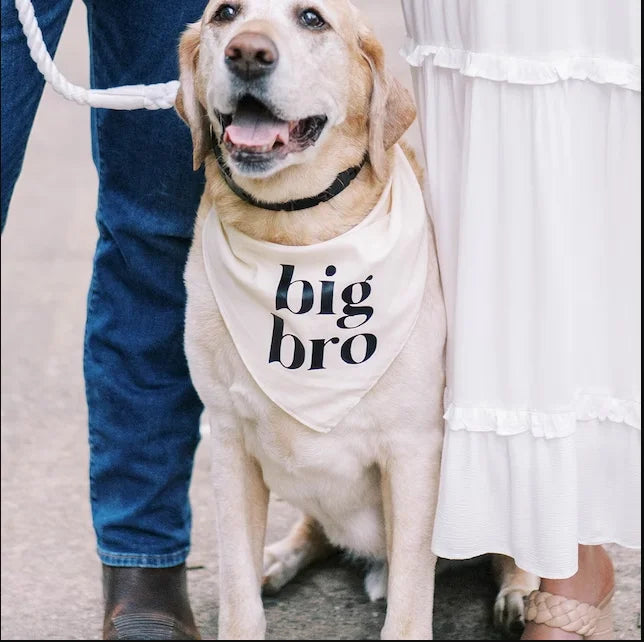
[521,545,614,640]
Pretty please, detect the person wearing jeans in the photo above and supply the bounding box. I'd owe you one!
[2,0,207,638]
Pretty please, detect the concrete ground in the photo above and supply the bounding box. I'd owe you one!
[1,1,641,640]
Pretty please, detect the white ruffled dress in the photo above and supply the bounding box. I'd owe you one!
[401,0,641,578]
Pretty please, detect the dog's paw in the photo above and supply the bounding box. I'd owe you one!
[493,588,528,638]
[491,554,540,637]
[364,561,388,602]
[262,517,335,596]
[262,547,300,595]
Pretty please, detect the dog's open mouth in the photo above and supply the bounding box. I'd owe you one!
[218,95,327,165]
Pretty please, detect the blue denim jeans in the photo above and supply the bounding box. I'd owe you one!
[1,0,207,567]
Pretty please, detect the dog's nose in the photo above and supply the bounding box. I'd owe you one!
[225,32,279,79]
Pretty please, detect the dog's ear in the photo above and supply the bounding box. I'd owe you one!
[176,22,210,171]
[359,26,417,179]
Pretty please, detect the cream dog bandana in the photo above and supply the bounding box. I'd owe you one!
[202,145,429,433]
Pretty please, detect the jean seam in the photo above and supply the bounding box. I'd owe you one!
[85,0,104,188]
[98,547,191,568]
[84,3,96,387]
[83,0,105,515]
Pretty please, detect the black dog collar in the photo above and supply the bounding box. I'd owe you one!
[211,129,367,212]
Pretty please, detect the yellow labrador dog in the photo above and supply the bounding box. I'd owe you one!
[176,1,538,639]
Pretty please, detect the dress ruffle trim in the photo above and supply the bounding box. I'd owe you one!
[444,394,641,439]
[403,38,642,92]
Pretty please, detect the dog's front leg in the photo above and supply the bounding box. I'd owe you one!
[211,424,269,640]
[380,439,442,640]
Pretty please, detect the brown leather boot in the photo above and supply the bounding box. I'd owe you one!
[102,564,201,640]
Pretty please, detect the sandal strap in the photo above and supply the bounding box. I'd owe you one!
[525,590,601,637]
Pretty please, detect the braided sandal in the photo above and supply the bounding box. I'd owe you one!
[524,588,615,640]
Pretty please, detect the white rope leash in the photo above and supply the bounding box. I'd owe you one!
[14,0,179,110]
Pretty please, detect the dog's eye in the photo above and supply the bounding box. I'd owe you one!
[213,4,239,22]
[299,8,326,30]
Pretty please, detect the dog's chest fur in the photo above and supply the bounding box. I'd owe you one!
[184,204,445,559]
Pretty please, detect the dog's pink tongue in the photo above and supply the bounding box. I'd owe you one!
[225,103,290,149]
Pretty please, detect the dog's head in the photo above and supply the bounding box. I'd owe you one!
[175,0,415,187]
